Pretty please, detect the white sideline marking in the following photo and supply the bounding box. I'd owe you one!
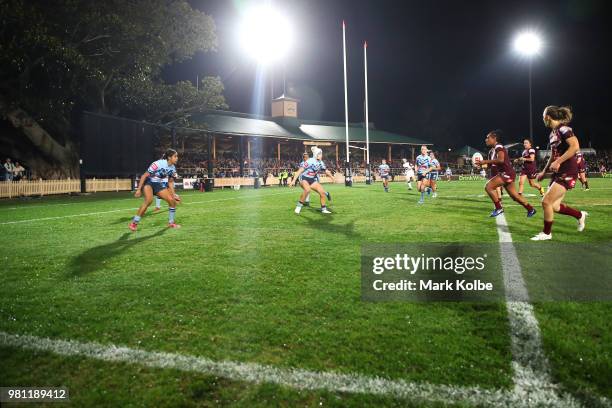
[0,331,527,407]
[0,191,294,225]
[495,214,580,407]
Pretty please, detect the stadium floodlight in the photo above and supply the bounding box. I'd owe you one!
[238,5,293,65]
[513,31,542,57]
[513,30,544,140]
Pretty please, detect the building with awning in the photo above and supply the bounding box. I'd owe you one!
[188,95,432,164]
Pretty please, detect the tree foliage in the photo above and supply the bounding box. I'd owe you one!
[0,0,226,176]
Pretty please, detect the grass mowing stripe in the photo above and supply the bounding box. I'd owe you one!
[0,331,531,407]
[0,190,295,225]
[495,214,580,407]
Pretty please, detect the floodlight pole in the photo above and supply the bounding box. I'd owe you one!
[528,59,533,141]
[342,20,352,186]
[364,41,372,185]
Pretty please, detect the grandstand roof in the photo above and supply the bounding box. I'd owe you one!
[188,110,432,146]
[455,145,484,156]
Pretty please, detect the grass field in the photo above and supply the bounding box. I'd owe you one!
[0,179,610,407]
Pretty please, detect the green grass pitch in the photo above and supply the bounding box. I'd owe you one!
[0,179,610,406]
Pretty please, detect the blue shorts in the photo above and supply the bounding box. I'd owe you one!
[145,178,168,196]
[428,173,439,181]
[301,176,319,185]
[380,174,390,180]
[417,173,427,181]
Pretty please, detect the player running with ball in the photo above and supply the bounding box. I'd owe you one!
[531,106,587,241]
[290,146,334,214]
[130,149,181,231]
[379,159,391,192]
[475,130,536,218]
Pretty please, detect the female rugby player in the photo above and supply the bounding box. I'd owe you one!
[297,152,311,206]
[531,106,587,241]
[576,151,590,190]
[290,146,334,214]
[402,158,415,190]
[378,159,391,192]
[415,145,431,204]
[129,149,181,230]
[428,151,441,198]
[515,139,546,196]
[475,130,536,218]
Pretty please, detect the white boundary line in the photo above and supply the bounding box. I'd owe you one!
[495,214,580,407]
[0,191,295,225]
[0,331,523,407]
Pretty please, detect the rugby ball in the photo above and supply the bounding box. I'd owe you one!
[472,152,487,169]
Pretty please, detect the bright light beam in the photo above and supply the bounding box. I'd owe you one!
[513,31,542,57]
[239,6,293,65]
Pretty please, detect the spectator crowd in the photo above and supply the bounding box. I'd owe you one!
[1,158,27,181]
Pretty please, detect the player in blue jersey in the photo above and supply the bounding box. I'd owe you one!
[428,151,441,198]
[289,146,334,214]
[129,149,182,230]
[296,152,311,206]
[378,159,391,192]
[415,145,432,204]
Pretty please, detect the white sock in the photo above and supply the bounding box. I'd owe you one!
[305,193,310,203]
[155,197,161,208]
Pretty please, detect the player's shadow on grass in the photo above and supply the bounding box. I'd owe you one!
[68,229,167,277]
[301,212,361,239]
[109,210,165,225]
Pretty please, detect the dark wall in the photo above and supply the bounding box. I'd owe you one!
[80,112,157,177]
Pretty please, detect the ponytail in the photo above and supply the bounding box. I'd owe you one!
[544,105,573,125]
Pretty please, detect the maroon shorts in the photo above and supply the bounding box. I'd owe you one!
[489,171,515,185]
[520,169,538,179]
[550,174,577,190]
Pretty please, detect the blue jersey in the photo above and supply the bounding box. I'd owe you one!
[298,160,308,180]
[378,164,390,176]
[430,159,440,174]
[301,158,326,180]
[416,155,431,174]
[147,159,177,183]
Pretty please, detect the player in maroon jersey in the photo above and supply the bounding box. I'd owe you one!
[576,151,590,190]
[475,130,536,218]
[514,139,546,196]
[531,106,587,241]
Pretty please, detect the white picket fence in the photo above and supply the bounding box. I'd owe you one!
[0,178,132,199]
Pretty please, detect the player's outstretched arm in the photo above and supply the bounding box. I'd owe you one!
[289,168,305,187]
[134,173,149,197]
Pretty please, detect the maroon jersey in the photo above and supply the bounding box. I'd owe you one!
[489,144,514,175]
[576,152,586,172]
[521,148,537,173]
[549,126,578,175]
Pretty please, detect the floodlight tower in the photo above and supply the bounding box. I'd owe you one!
[236,5,293,176]
[513,31,543,140]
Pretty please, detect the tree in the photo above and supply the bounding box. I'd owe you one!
[0,0,226,178]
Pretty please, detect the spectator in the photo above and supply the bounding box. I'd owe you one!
[4,158,14,181]
[13,161,25,181]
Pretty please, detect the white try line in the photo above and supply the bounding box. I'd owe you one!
[495,214,580,407]
[0,191,295,225]
[0,331,546,407]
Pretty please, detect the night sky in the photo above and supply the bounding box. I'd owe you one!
[165,0,611,150]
